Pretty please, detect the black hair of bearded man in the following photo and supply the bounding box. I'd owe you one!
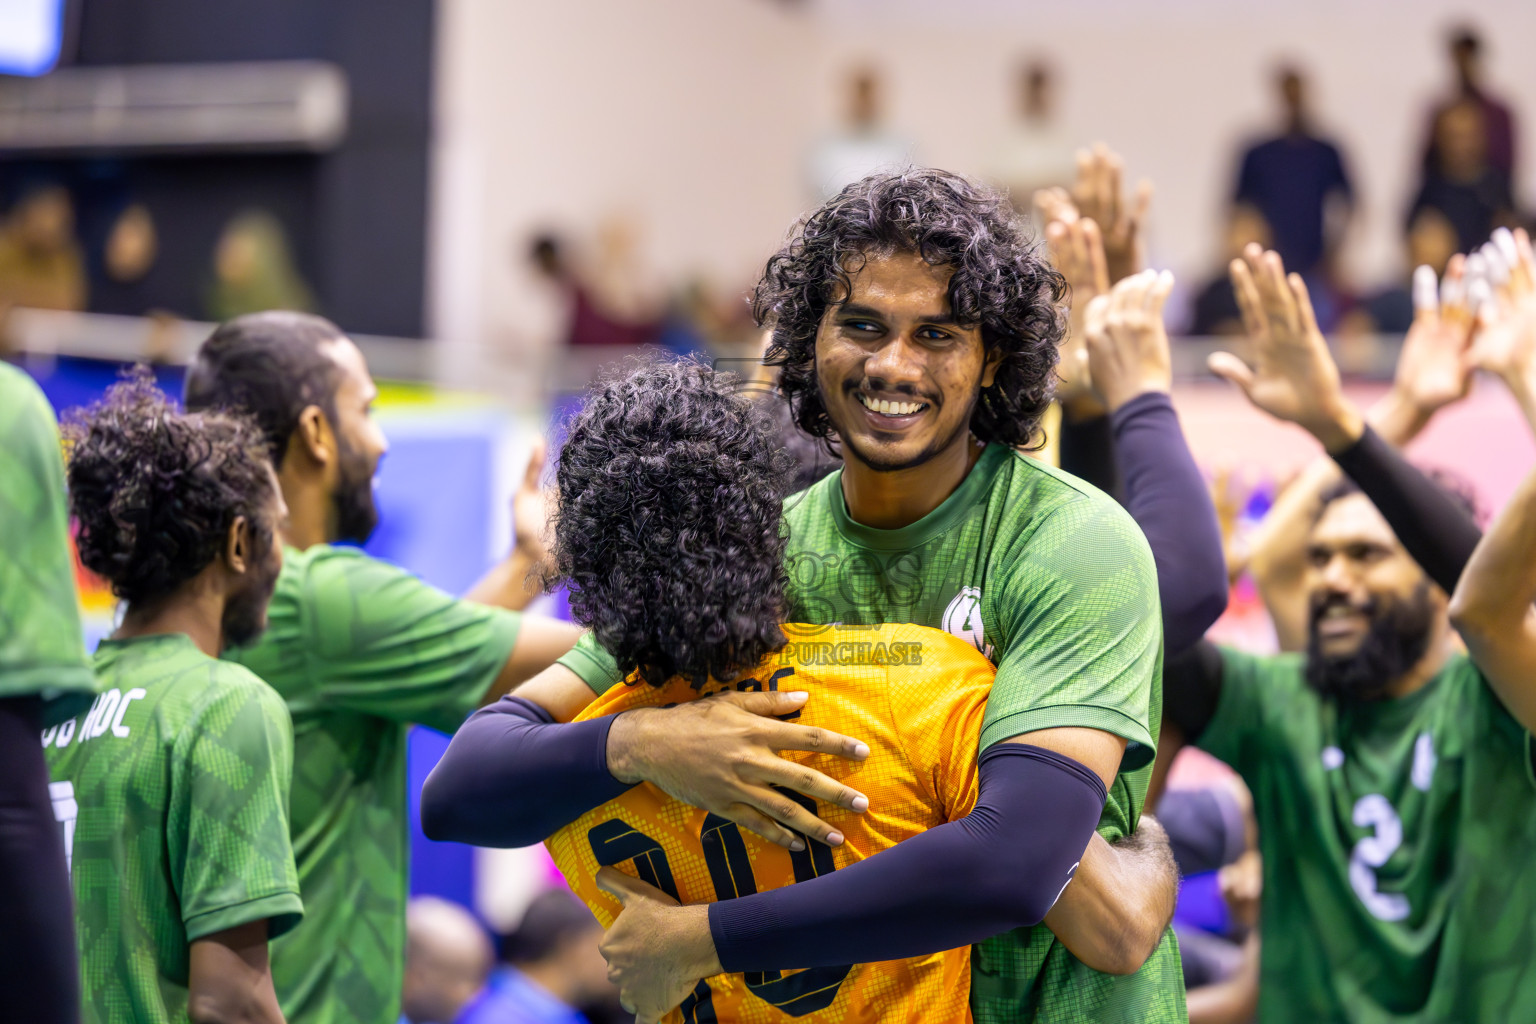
[754,167,1067,454]
[64,369,276,605]
[542,356,795,689]
[1317,468,1480,525]
[184,310,347,469]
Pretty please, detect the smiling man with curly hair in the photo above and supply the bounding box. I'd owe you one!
[428,171,1186,1022]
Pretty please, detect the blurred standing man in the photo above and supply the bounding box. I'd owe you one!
[805,67,913,203]
[47,376,301,1024]
[184,312,583,1024]
[1424,26,1517,189]
[0,363,101,1024]
[1233,66,1354,280]
[990,59,1078,218]
[400,897,493,1024]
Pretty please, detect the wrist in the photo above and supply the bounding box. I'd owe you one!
[1365,389,1428,448]
[1307,396,1364,454]
[1102,377,1171,415]
[683,905,724,978]
[606,709,653,785]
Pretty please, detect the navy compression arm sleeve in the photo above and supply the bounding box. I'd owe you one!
[707,743,1107,972]
[420,696,631,847]
[1111,392,1229,654]
[1331,425,1483,596]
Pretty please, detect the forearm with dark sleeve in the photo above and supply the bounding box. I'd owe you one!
[1161,640,1226,744]
[1058,412,1123,501]
[1331,425,1483,595]
[420,697,631,847]
[1111,392,1230,654]
[707,744,1106,972]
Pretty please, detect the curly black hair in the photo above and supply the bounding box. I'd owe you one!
[543,356,795,687]
[754,168,1067,451]
[64,370,277,606]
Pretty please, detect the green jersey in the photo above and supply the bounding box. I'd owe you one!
[0,363,97,717]
[558,443,1185,1023]
[1199,648,1536,1023]
[224,544,522,1024]
[43,634,302,1024]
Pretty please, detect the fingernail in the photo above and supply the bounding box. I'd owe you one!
[851,795,869,812]
[789,839,805,852]
[786,691,808,701]
[853,743,870,759]
[826,832,844,846]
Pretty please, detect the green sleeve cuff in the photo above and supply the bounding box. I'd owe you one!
[184,891,304,943]
[557,634,622,695]
[978,703,1157,772]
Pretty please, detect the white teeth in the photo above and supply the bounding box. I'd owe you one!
[858,394,924,416]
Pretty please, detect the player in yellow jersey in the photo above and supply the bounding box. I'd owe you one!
[423,357,1170,1023]
[546,620,993,1023]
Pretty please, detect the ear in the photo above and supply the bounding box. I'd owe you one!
[980,347,1005,390]
[287,405,336,469]
[225,515,250,576]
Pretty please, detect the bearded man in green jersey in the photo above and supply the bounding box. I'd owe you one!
[551,170,1185,1022]
[1161,239,1536,1021]
[0,363,102,1023]
[45,374,300,1024]
[183,312,584,1023]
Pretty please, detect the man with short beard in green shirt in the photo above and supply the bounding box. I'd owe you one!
[185,312,584,1024]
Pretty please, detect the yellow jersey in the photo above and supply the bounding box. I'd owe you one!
[545,622,995,1024]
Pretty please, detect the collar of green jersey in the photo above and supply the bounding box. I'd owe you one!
[827,442,1008,551]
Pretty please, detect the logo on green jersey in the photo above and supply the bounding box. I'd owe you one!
[942,587,994,659]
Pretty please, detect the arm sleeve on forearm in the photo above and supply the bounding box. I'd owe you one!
[1111,392,1230,654]
[707,743,1107,972]
[1162,640,1226,743]
[419,696,632,847]
[1057,412,1124,501]
[1331,425,1483,595]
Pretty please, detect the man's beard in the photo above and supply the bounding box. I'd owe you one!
[831,383,978,474]
[223,538,282,649]
[1304,581,1436,704]
[332,435,379,544]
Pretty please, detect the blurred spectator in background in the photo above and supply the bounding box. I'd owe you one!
[1188,205,1272,336]
[528,229,662,349]
[401,896,494,1024]
[990,58,1077,219]
[1423,26,1517,189]
[103,203,158,287]
[0,185,86,313]
[806,66,912,202]
[1409,100,1516,256]
[1340,207,1459,339]
[205,209,316,322]
[489,890,616,1024]
[1232,65,1354,279]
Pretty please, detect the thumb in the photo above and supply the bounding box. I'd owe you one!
[596,866,675,907]
[1207,351,1256,396]
[727,689,810,718]
[521,436,548,493]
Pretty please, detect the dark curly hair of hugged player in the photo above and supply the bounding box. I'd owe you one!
[64,369,277,609]
[544,357,795,688]
[754,168,1066,451]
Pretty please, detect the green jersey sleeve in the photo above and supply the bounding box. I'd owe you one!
[978,495,1161,765]
[1196,646,1303,776]
[293,547,523,732]
[0,364,97,713]
[169,669,303,942]
[557,630,622,696]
